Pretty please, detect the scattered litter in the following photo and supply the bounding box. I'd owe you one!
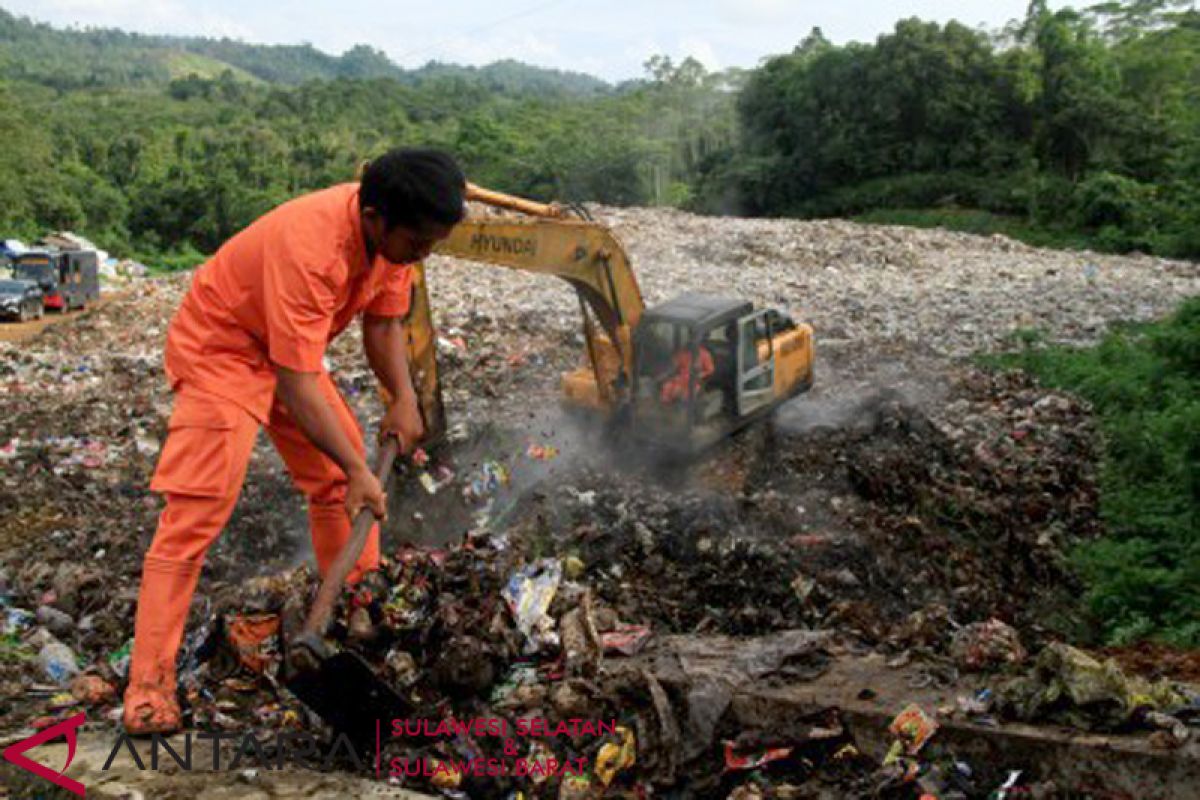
[224,613,281,675]
[951,618,1026,671]
[998,642,1189,731]
[3,605,34,635]
[600,623,653,656]
[723,742,792,772]
[885,704,939,763]
[995,770,1025,799]
[526,443,559,461]
[36,605,74,637]
[37,640,80,684]
[502,559,562,654]
[594,726,636,786]
[465,460,510,500]
[107,640,133,679]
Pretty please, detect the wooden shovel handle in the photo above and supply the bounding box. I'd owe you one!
[299,438,399,639]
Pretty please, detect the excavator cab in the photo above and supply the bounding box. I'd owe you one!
[630,293,809,454]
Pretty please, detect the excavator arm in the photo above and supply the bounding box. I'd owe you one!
[400,183,645,444]
[444,183,645,343]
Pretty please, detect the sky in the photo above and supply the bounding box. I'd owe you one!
[5,1,1059,82]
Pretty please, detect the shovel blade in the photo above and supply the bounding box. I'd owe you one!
[285,651,412,746]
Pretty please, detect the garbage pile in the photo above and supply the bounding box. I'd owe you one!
[2,203,1199,796]
[165,548,1008,797]
[98,258,149,284]
[0,359,1141,797]
[482,368,1102,653]
[430,205,1200,360]
[997,643,1198,746]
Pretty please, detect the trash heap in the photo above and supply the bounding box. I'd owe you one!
[485,369,1102,652]
[429,205,1200,361]
[2,204,1200,797]
[4,312,1188,796]
[996,643,1197,748]
[136,364,1190,797]
[180,545,898,797]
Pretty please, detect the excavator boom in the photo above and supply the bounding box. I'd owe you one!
[400,184,646,443]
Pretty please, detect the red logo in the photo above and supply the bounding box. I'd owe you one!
[2,711,87,797]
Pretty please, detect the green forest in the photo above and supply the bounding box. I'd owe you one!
[1,0,1198,263]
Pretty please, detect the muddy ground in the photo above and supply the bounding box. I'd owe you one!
[1,209,1199,798]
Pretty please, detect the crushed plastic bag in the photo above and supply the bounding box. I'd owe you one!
[723,741,792,772]
[998,643,1189,730]
[884,704,939,764]
[601,623,653,656]
[594,726,636,786]
[225,613,282,675]
[502,559,562,654]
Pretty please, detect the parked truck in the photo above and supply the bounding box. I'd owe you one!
[12,249,100,311]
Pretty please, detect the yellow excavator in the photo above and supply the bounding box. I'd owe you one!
[400,184,815,455]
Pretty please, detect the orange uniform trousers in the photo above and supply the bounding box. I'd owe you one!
[128,373,379,698]
[147,373,379,573]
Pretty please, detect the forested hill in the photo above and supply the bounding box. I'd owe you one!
[0,8,610,95]
[2,2,1198,265]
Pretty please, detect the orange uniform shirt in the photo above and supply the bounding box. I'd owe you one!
[660,346,715,403]
[164,183,414,422]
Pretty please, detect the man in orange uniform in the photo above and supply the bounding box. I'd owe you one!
[123,148,466,735]
[660,346,714,404]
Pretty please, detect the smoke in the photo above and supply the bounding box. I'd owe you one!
[773,359,951,437]
[384,404,613,549]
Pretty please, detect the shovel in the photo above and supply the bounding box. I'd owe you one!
[284,438,413,745]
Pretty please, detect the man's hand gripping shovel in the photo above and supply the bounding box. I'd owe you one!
[283,438,414,747]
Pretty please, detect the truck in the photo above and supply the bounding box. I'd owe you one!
[12,249,100,311]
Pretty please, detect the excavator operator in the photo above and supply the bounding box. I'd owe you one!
[122,147,466,735]
[660,344,714,404]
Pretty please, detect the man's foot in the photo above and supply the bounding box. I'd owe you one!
[122,683,181,735]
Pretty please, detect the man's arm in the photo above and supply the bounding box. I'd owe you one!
[363,314,415,403]
[275,366,385,518]
[363,314,424,453]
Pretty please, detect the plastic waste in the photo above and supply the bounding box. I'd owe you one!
[225,613,281,675]
[601,623,653,656]
[885,704,939,764]
[108,639,133,679]
[38,640,80,683]
[594,726,636,786]
[502,559,562,653]
[723,741,792,772]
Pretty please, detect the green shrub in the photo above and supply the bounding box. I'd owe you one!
[1001,298,1200,645]
[1028,173,1077,227]
[135,245,208,274]
[1073,172,1155,230]
[797,172,1024,218]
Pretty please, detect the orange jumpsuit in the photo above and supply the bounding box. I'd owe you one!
[125,183,414,733]
[660,346,714,403]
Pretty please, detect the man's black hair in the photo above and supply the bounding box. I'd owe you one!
[360,148,466,231]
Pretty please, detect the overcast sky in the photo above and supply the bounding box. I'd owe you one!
[6,1,1061,81]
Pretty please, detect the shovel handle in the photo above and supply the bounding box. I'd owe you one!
[299,438,400,640]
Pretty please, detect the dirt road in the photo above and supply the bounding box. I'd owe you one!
[0,293,121,343]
